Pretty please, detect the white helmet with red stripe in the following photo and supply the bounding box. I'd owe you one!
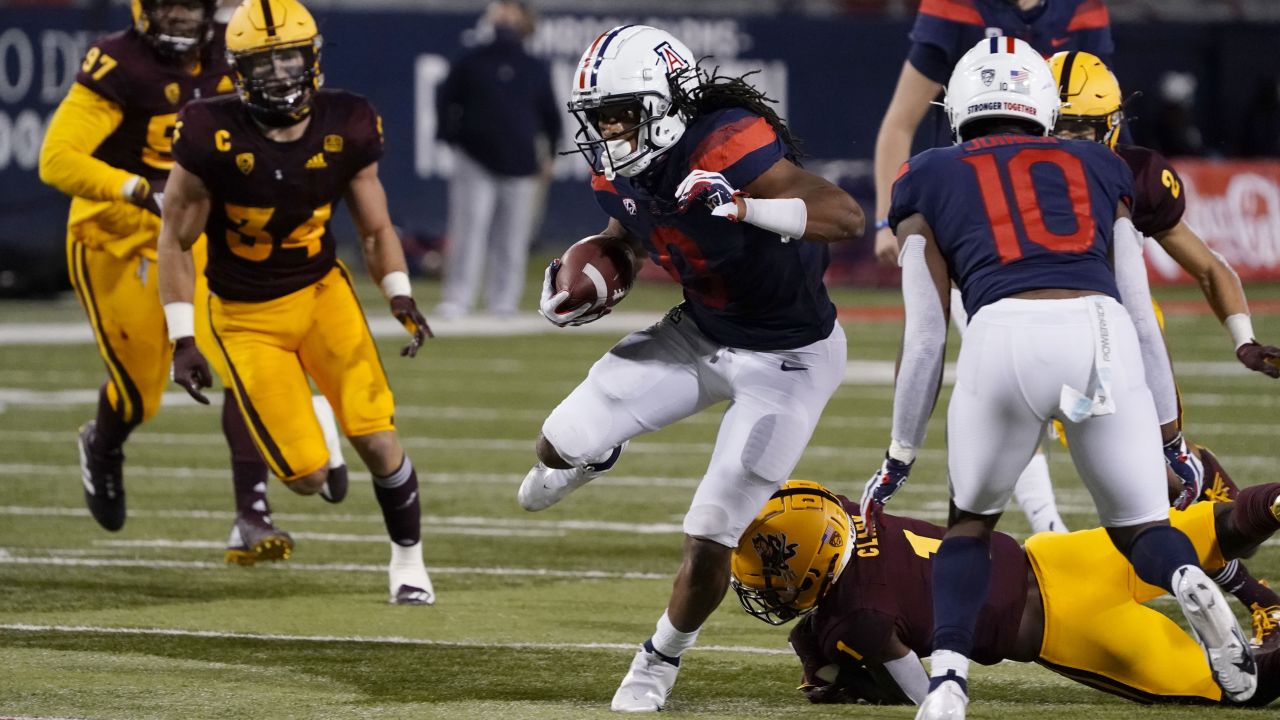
[944,35,1060,142]
[568,25,701,179]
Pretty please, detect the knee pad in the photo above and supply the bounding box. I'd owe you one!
[683,503,737,548]
[740,413,808,486]
[542,406,615,467]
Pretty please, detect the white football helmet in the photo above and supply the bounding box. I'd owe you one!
[568,25,701,180]
[943,36,1060,143]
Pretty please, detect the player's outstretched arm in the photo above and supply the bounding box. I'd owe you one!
[1154,220,1280,377]
[872,62,942,266]
[861,214,948,520]
[157,161,213,404]
[345,162,431,357]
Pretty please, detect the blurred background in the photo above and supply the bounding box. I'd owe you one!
[1,0,1278,298]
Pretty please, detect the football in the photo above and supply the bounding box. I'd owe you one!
[554,235,637,315]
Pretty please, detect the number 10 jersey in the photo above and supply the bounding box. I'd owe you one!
[172,90,383,301]
[889,134,1134,319]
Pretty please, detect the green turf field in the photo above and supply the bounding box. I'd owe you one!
[1,268,1278,719]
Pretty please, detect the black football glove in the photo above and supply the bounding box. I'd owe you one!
[171,337,212,404]
[390,295,432,358]
[1238,341,1280,378]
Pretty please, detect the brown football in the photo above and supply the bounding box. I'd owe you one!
[554,235,636,314]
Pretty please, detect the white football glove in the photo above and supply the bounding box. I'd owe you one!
[675,169,741,218]
[538,260,610,327]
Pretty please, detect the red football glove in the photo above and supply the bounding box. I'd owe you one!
[171,337,211,404]
[1237,341,1280,378]
[390,295,432,358]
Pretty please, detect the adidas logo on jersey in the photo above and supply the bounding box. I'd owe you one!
[305,153,328,170]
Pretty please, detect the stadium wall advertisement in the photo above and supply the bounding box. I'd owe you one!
[1,7,1278,294]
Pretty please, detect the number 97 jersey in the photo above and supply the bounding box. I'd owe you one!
[889,135,1135,319]
[172,90,384,301]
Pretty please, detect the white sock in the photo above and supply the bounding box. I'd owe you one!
[312,395,346,469]
[390,539,423,568]
[650,610,700,659]
[1014,451,1067,534]
[930,649,970,681]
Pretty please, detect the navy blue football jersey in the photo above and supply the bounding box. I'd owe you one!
[909,0,1114,147]
[591,108,835,351]
[889,134,1134,318]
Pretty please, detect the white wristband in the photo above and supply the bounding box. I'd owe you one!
[380,271,411,300]
[163,302,195,341]
[121,175,143,202]
[888,439,917,465]
[1225,313,1255,349]
[741,197,808,240]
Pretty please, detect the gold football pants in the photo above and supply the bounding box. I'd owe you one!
[209,264,395,482]
[1027,501,1227,703]
[67,235,221,425]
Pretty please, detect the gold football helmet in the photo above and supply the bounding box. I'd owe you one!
[225,0,323,126]
[131,0,216,58]
[730,480,854,625]
[1049,50,1124,149]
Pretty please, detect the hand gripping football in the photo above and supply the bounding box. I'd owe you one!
[554,235,637,315]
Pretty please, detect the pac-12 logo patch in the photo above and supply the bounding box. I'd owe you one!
[653,41,689,72]
[981,68,995,86]
[623,198,637,215]
[235,152,255,175]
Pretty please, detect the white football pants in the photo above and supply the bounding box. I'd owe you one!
[947,296,1168,527]
[440,150,540,316]
[542,307,847,547]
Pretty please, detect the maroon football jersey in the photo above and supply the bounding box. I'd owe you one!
[76,28,234,185]
[172,90,384,301]
[805,499,1029,667]
[1116,144,1186,237]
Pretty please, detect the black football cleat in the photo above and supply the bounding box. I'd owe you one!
[225,513,294,566]
[78,421,126,531]
[320,464,348,504]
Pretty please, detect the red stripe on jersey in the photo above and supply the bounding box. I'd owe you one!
[918,0,984,26]
[1067,0,1110,31]
[690,116,777,174]
[895,162,911,182]
[591,172,617,194]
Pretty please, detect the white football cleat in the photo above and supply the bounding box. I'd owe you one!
[517,442,626,512]
[915,678,968,720]
[388,542,435,606]
[611,642,680,712]
[1173,565,1257,702]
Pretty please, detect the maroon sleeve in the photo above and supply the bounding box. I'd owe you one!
[346,95,385,171]
[172,101,214,177]
[1117,144,1186,236]
[74,32,144,107]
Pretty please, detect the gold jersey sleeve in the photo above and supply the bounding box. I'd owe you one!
[39,83,132,202]
[40,82,160,258]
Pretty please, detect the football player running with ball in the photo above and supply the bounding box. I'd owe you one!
[732,479,1280,708]
[859,37,1255,718]
[518,25,863,711]
[157,0,435,605]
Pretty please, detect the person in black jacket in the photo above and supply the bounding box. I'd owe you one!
[435,1,562,319]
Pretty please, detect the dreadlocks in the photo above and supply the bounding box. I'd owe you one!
[668,64,804,162]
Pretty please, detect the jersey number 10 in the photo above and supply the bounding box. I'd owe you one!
[962,148,1097,264]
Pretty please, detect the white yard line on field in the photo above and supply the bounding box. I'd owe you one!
[0,622,791,656]
[0,553,670,580]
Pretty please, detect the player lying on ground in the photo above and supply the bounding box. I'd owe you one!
[732,480,1280,707]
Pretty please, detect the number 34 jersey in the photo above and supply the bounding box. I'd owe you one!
[172,90,383,301]
[889,134,1134,319]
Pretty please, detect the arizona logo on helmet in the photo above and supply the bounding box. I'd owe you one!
[653,41,688,72]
